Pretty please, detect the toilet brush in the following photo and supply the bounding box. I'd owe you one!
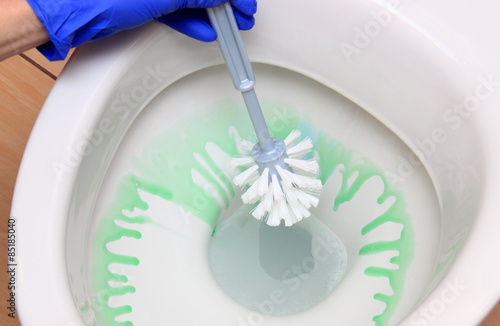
[207,4,322,227]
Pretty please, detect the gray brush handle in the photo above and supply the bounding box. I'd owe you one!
[207,3,274,153]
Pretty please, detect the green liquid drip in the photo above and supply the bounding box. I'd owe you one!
[315,132,414,325]
[91,176,145,326]
[131,100,265,227]
[91,99,413,326]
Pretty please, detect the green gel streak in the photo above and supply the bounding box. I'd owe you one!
[92,100,413,326]
[131,101,258,227]
[359,241,402,255]
[313,131,414,326]
[91,101,299,325]
[91,176,148,326]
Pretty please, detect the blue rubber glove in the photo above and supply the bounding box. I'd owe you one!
[26,0,257,61]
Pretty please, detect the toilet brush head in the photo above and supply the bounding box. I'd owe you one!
[207,4,322,226]
[231,130,322,227]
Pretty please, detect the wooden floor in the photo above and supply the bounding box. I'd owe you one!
[0,49,499,325]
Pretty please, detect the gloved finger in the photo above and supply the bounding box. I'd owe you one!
[182,0,255,13]
[229,0,257,17]
[159,9,217,42]
[232,7,255,30]
[159,5,255,42]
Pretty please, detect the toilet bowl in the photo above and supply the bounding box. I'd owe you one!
[12,0,500,325]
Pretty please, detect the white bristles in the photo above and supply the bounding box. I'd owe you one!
[284,184,319,209]
[232,130,323,227]
[252,179,274,220]
[240,139,255,152]
[267,175,286,226]
[284,189,311,220]
[284,158,319,174]
[283,129,302,146]
[286,138,314,158]
[267,205,281,226]
[233,164,258,186]
[230,156,256,168]
[276,165,322,192]
[241,168,269,204]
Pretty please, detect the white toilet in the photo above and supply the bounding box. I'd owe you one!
[12,0,500,325]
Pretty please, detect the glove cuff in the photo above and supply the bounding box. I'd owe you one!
[26,0,73,60]
[26,0,117,61]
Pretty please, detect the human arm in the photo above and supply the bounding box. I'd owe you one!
[21,0,256,61]
[0,0,49,61]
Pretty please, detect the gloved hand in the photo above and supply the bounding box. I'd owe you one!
[26,0,257,61]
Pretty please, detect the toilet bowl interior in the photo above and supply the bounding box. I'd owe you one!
[56,1,486,325]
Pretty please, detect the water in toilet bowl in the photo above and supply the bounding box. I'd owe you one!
[85,65,440,326]
[208,206,348,316]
